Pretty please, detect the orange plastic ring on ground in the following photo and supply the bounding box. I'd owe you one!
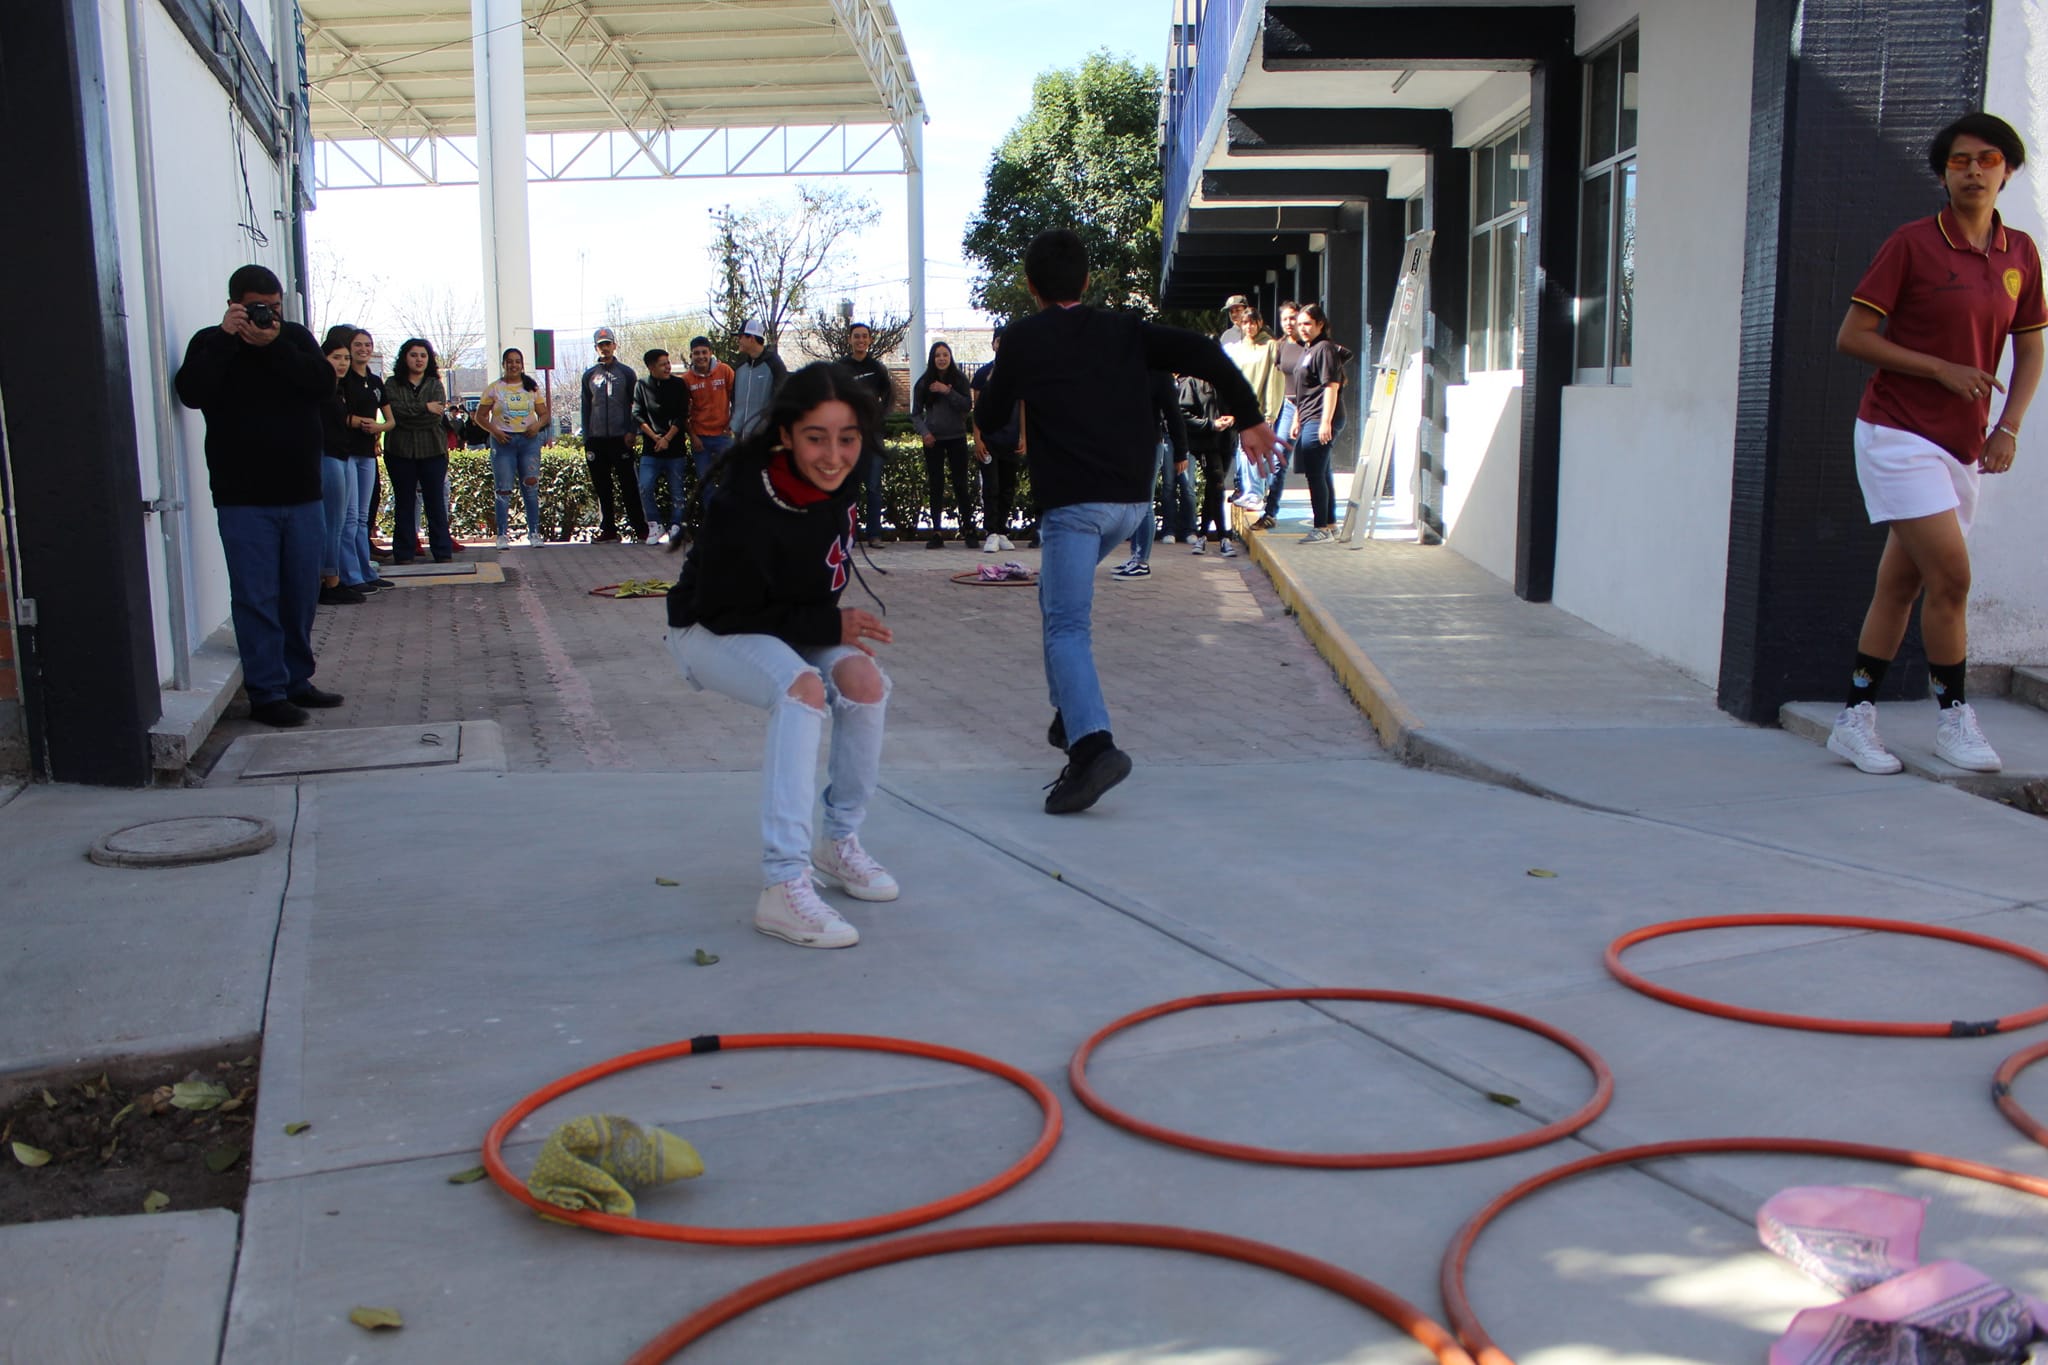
[1438,1136,2048,1365]
[482,1032,1061,1245]
[1995,1038,2048,1146]
[1605,913,2048,1037]
[1066,989,1614,1168]
[625,1220,1478,1365]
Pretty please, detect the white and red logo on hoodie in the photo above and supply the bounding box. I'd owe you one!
[826,505,857,591]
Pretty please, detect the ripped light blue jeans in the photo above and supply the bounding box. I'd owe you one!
[666,625,889,887]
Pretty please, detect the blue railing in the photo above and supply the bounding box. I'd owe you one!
[1162,0,1258,264]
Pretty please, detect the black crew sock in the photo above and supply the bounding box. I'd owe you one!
[1067,730,1115,766]
[1845,652,1892,709]
[1929,659,1968,710]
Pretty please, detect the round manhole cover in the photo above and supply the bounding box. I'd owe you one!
[88,815,277,868]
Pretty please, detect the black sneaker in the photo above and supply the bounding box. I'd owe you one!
[1044,746,1133,815]
[250,699,309,728]
[288,685,345,708]
[1253,515,1276,531]
[318,584,365,605]
[1047,711,1067,750]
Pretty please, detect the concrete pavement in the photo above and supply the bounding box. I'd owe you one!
[3,514,2046,1364]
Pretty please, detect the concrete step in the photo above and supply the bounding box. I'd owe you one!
[1781,696,2048,804]
[2014,664,2048,714]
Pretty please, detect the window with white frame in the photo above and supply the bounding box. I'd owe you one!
[1469,120,1530,373]
[1577,28,1638,382]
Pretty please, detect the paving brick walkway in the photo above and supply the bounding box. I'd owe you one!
[196,539,1380,776]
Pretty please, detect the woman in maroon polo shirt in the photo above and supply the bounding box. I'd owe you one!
[1827,112,2046,777]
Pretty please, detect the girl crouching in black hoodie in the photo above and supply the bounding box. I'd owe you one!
[665,362,896,948]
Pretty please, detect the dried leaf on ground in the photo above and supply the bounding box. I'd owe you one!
[693,949,719,966]
[1487,1092,1522,1107]
[447,1166,488,1184]
[10,1142,51,1168]
[40,1090,57,1109]
[348,1306,404,1331]
[1525,868,1558,879]
[654,877,680,887]
[204,1144,244,1174]
[284,1122,311,1136]
[142,1190,170,1213]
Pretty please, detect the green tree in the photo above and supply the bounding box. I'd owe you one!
[962,52,1165,321]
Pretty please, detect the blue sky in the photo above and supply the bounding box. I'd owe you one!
[307,1,1171,354]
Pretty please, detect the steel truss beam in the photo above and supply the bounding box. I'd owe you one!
[527,0,676,177]
[828,0,923,166]
[312,123,903,189]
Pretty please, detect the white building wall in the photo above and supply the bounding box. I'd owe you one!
[1440,73,1530,580]
[99,1,294,685]
[1975,6,2048,665]
[1548,0,1754,683]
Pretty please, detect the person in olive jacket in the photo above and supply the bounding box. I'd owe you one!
[380,337,455,563]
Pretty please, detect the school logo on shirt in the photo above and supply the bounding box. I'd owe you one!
[826,506,858,591]
[2005,268,2024,300]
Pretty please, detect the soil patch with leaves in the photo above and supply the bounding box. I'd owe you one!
[0,1050,260,1226]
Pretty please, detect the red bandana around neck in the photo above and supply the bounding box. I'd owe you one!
[766,448,831,506]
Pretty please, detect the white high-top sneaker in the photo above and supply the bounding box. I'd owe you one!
[1933,702,2002,772]
[811,835,900,902]
[1826,701,1902,775]
[754,876,859,948]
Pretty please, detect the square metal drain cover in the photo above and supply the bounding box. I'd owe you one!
[210,722,505,783]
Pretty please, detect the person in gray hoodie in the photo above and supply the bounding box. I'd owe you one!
[580,326,646,541]
[729,317,790,443]
[911,339,976,548]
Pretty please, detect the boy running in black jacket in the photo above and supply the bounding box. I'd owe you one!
[974,230,1276,813]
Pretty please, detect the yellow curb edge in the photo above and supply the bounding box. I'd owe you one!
[1235,508,1423,757]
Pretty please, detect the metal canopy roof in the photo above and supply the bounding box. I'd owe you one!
[303,0,926,187]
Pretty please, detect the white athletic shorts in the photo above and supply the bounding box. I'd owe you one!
[1852,419,1980,535]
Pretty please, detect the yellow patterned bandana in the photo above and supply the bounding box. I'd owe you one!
[526,1115,704,1216]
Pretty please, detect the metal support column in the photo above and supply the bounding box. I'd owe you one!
[473,0,532,361]
[905,115,925,365]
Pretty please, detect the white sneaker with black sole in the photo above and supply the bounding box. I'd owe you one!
[812,834,899,901]
[754,877,859,948]
[1826,700,1902,774]
[1933,702,2002,772]
[1111,556,1150,579]
[1220,539,1237,558]
[1189,539,1205,555]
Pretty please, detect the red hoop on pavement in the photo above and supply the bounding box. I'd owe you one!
[1439,1136,2048,1365]
[1067,989,1613,1168]
[625,1220,1477,1365]
[1995,1039,2048,1146]
[482,1032,1061,1245]
[1605,914,2048,1037]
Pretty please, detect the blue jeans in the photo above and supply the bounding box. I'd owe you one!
[858,446,884,539]
[217,501,323,706]
[1262,398,1297,519]
[1297,417,1336,528]
[691,432,732,480]
[349,456,379,572]
[666,625,888,887]
[1039,500,1147,747]
[490,434,543,537]
[1128,441,1193,562]
[636,448,689,533]
[319,457,350,580]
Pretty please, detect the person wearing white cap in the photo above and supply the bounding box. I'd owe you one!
[730,317,789,443]
[580,326,647,542]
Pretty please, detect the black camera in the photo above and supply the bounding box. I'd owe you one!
[244,302,277,329]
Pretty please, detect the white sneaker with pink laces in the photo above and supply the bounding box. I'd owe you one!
[811,835,900,902]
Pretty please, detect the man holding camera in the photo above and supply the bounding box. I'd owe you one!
[174,264,345,728]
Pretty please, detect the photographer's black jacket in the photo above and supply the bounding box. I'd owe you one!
[666,448,859,645]
[174,321,333,506]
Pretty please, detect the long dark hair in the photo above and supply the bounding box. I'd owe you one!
[674,361,881,549]
[500,346,538,392]
[1297,302,1334,342]
[913,340,967,405]
[394,337,440,383]
[320,324,359,354]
